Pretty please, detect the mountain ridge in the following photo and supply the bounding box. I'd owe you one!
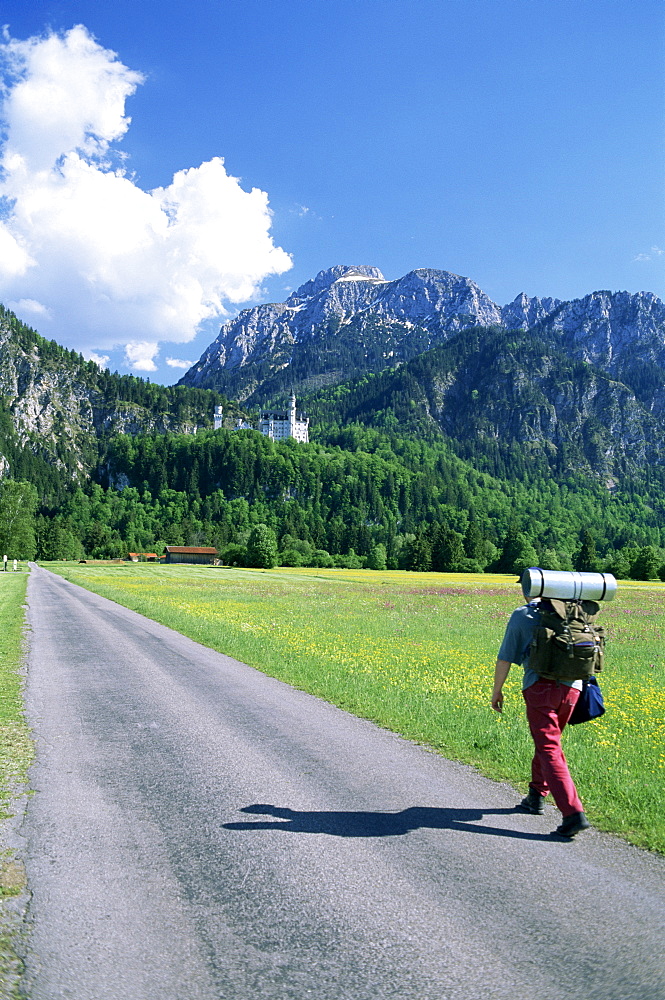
[178,265,665,410]
[0,306,231,499]
[300,324,664,482]
[3,264,665,493]
[2,295,665,572]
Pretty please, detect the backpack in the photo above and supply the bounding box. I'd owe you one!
[529,598,605,681]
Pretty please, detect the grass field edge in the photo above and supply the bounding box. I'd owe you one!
[0,571,35,998]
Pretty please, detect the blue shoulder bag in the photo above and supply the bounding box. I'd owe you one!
[568,676,605,725]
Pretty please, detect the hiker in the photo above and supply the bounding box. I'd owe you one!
[491,597,590,839]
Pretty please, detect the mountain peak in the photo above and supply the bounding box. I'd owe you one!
[178,265,665,408]
[501,292,562,330]
[288,265,385,303]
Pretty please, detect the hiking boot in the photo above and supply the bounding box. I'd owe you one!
[553,811,590,838]
[517,787,545,815]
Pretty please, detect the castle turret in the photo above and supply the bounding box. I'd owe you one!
[289,391,297,438]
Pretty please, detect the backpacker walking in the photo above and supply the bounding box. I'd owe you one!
[491,570,613,839]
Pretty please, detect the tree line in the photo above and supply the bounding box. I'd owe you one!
[0,425,660,579]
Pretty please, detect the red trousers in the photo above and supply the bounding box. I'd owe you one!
[522,680,583,817]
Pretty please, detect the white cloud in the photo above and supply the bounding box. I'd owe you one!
[0,24,143,173]
[633,246,665,263]
[292,203,322,221]
[166,357,194,369]
[124,341,159,372]
[0,25,292,370]
[6,297,51,319]
[84,351,110,369]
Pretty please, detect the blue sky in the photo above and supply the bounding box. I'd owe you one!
[1,0,663,385]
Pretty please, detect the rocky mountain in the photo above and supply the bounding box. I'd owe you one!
[530,291,665,416]
[500,292,563,330]
[3,262,665,495]
[180,266,516,400]
[303,324,665,482]
[179,265,665,408]
[0,307,226,494]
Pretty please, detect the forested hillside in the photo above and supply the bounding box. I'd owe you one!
[300,325,665,482]
[50,422,663,578]
[2,304,665,580]
[0,304,232,502]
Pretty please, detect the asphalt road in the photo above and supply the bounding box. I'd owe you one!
[19,565,665,1000]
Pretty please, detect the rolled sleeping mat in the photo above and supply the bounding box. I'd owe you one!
[521,567,617,602]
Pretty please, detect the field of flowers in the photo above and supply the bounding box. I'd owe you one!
[48,563,665,852]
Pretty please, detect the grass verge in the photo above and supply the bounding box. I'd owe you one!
[47,562,665,853]
[0,571,32,996]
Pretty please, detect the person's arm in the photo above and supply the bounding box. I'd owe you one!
[491,659,512,712]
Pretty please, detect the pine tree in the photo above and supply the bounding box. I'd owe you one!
[463,520,485,561]
[631,545,661,581]
[430,525,465,571]
[496,528,538,575]
[575,529,600,572]
[402,533,432,572]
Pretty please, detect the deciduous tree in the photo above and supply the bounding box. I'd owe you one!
[246,524,278,569]
[0,480,38,560]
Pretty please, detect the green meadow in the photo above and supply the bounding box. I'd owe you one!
[0,572,32,831]
[0,571,32,996]
[47,563,665,853]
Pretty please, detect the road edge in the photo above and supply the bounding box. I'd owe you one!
[0,569,34,999]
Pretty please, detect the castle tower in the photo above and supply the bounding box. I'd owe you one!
[213,405,223,430]
[289,391,297,438]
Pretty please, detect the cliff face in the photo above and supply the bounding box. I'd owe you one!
[534,291,665,416]
[538,290,665,364]
[417,333,664,478]
[303,323,665,480]
[500,292,562,330]
[0,314,202,482]
[179,265,665,412]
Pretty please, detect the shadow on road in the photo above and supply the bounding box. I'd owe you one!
[223,804,556,840]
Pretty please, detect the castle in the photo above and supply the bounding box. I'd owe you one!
[213,392,309,443]
[259,392,309,443]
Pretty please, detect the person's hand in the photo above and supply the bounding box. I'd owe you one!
[492,660,510,713]
[491,690,504,712]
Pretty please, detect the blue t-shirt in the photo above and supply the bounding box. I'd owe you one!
[498,601,582,691]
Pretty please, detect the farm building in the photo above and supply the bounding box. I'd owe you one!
[128,553,159,562]
[164,546,218,565]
